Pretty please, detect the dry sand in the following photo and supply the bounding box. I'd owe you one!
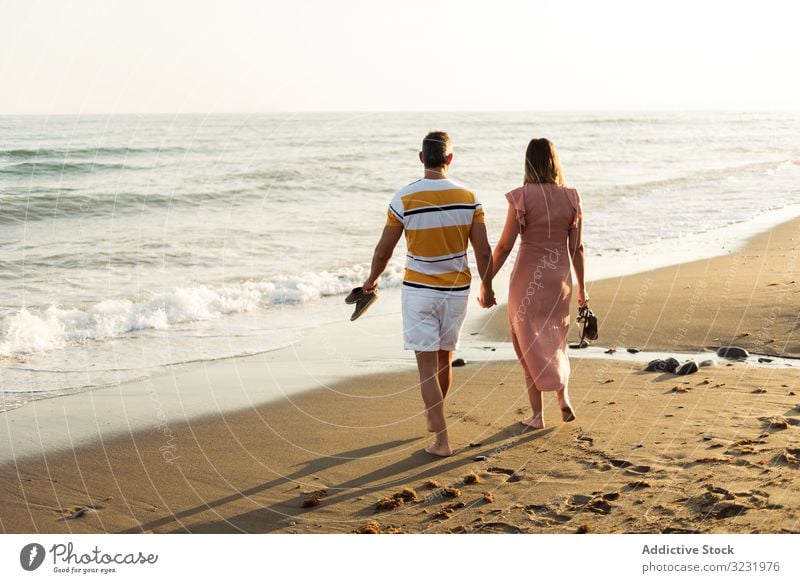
[1,219,798,534]
[482,217,800,357]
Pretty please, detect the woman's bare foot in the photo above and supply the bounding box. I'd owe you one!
[520,415,545,429]
[561,406,576,422]
[425,442,453,457]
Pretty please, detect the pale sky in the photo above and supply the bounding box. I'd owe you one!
[1,0,798,114]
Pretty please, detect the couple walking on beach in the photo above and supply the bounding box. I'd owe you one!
[362,131,588,457]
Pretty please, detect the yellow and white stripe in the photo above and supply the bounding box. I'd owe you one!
[386,178,484,294]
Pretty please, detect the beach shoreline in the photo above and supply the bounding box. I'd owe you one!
[0,216,798,533]
[3,206,799,456]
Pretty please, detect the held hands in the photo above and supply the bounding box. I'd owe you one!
[478,282,496,309]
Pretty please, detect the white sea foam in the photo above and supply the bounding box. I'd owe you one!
[0,261,405,357]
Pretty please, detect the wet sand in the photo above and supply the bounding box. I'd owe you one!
[0,219,798,534]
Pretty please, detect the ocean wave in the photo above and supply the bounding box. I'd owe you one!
[602,158,799,198]
[237,168,305,182]
[0,146,184,159]
[0,190,171,224]
[0,262,405,357]
[0,187,251,225]
[0,160,133,175]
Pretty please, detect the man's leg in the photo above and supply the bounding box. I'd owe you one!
[415,350,452,457]
[437,350,453,398]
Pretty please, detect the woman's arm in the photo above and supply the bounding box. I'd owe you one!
[491,203,519,278]
[568,216,588,305]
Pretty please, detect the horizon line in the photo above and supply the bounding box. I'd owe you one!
[2,106,799,117]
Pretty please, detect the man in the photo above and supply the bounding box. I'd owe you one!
[362,131,495,457]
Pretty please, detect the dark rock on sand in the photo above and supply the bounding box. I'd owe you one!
[717,346,749,359]
[627,347,641,354]
[675,361,699,375]
[452,358,467,367]
[758,357,773,363]
[645,357,681,373]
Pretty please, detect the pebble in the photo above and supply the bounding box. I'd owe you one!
[675,361,699,375]
[717,346,749,359]
[645,357,681,373]
[452,358,467,367]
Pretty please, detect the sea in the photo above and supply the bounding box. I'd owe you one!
[1,111,799,409]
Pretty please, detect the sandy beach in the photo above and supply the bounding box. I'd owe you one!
[1,219,798,534]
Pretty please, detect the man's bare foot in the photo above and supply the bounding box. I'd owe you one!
[561,406,576,422]
[520,415,545,429]
[424,442,453,457]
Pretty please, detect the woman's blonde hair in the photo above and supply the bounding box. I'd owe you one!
[523,138,564,186]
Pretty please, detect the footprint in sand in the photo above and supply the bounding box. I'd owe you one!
[525,504,572,524]
[662,526,701,534]
[566,494,616,515]
[683,491,749,520]
[734,489,784,510]
[760,416,800,431]
[475,521,525,533]
[487,466,523,482]
[775,448,800,465]
[610,459,652,475]
[585,460,614,472]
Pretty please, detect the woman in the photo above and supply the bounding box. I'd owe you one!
[491,138,587,428]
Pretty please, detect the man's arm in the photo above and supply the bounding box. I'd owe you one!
[363,225,404,293]
[468,222,495,307]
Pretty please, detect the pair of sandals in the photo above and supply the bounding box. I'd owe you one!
[570,303,599,349]
[345,287,379,321]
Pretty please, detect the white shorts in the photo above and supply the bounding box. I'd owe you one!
[401,286,469,352]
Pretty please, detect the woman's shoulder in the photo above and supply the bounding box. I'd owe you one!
[507,183,580,196]
[504,184,529,200]
[555,183,578,193]
[554,184,581,201]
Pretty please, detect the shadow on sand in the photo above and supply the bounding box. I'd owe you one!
[125,423,553,533]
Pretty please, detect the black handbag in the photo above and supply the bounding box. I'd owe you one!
[577,305,599,342]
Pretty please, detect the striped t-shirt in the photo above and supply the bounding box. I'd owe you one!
[386,177,484,295]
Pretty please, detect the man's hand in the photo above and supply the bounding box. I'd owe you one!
[363,279,378,294]
[478,282,496,308]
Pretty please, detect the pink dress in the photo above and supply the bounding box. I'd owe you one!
[505,183,582,392]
